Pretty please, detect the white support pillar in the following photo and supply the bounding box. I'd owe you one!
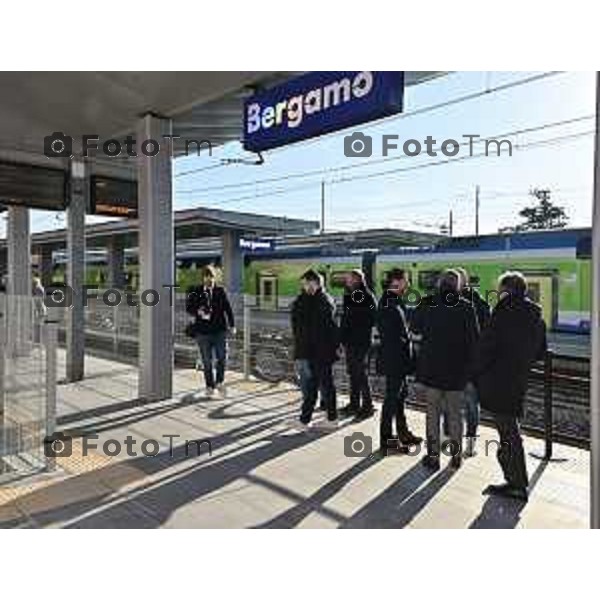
[7,206,31,352]
[590,71,600,529]
[66,161,87,382]
[137,114,173,401]
[7,206,31,297]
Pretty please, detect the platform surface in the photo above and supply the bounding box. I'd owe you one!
[0,353,589,528]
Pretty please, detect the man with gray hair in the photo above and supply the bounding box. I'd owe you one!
[474,271,546,501]
[411,269,479,470]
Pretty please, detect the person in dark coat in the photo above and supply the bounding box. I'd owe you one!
[455,267,491,457]
[411,269,479,470]
[186,265,235,397]
[290,269,339,427]
[377,268,422,454]
[473,271,547,501]
[339,269,377,420]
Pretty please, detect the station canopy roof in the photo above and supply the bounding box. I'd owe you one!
[0,71,447,217]
[0,71,447,170]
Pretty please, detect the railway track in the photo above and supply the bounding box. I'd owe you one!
[51,303,593,448]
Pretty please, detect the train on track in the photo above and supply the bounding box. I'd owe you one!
[51,226,592,334]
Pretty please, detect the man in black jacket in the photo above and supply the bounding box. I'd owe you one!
[455,267,491,457]
[377,268,422,454]
[291,269,339,427]
[186,265,235,397]
[455,268,491,332]
[474,271,547,501]
[340,269,377,420]
[411,270,479,470]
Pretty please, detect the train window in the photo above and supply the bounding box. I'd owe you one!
[418,270,442,290]
[330,271,350,289]
[381,269,412,288]
[263,280,273,298]
[258,274,278,310]
[527,282,541,303]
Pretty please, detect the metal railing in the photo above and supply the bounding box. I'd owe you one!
[0,295,58,479]
[43,291,593,450]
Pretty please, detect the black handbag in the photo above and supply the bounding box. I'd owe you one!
[184,321,198,338]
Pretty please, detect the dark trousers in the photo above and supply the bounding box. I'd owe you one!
[196,331,226,389]
[494,414,529,489]
[300,360,337,423]
[380,373,408,444]
[345,344,372,410]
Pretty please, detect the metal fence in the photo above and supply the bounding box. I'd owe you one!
[0,295,57,480]
[44,291,593,449]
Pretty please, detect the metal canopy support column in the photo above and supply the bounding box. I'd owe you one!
[137,114,173,401]
[6,206,31,352]
[66,161,87,382]
[222,230,243,296]
[7,206,30,297]
[591,71,600,529]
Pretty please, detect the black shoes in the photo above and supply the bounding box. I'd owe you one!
[398,428,423,446]
[340,404,359,417]
[421,455,441,471]
[483,483,529,502]
[450,455,462,470]
[378,438,407,457]
[340,404,375,421]
[354,405,375,421]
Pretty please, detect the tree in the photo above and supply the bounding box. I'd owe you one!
[499,189,569,233]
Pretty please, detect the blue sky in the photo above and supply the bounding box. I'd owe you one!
[25,71,597,237]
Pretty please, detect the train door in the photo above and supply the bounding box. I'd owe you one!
[524,274,556,329]
[258,274,278,310]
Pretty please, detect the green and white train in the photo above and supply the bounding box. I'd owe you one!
[242,228,592,333]
[51,227,592,334]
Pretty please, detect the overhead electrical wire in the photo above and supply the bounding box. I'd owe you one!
[174,71,568,187]
[176,114,594,197]
[189,128,594,209]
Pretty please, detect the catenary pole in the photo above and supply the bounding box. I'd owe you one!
[591,71,600,528]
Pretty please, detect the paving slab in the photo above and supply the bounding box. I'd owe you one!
[0,353,591,528]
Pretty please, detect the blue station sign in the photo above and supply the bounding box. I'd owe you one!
[243,71,404,153]
[239,237,273,252]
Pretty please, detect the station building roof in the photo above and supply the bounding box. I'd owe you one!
[0,205,319,252]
